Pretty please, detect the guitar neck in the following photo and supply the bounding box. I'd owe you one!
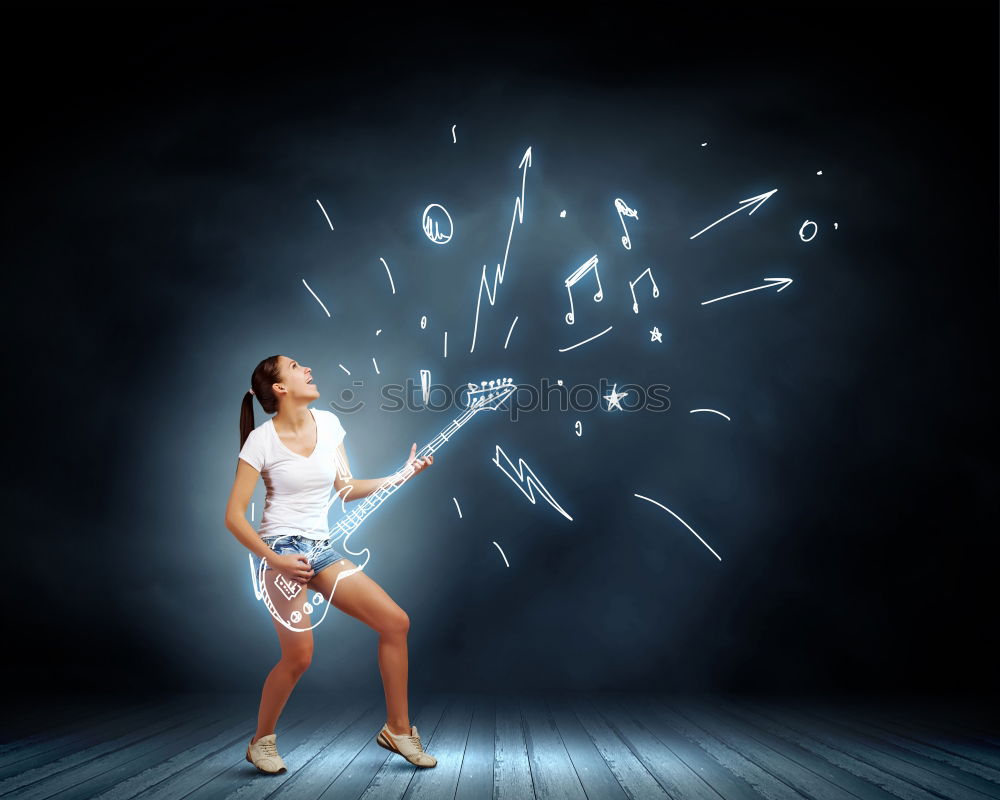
[332,406,476,537]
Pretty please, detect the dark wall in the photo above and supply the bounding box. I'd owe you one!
[5,5,997,699]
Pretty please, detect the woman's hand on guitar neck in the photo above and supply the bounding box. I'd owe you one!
[273,553,315,584]
[390,443,434,486]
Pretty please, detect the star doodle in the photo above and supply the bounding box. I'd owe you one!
[650,326,662,343]
[604,383,629,411]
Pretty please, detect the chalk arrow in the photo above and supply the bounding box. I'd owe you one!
[469,147,533,353]
[689,188,777,240]
[701,277,793,306]
[517,146,532,219]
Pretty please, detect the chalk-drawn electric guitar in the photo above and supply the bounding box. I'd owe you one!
[249,377,516,632]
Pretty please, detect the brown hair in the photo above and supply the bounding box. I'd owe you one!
[240,355,284,450]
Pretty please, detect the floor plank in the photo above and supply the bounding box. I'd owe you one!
[875,702,1000,742]
[696,696,902,800]
[800,702,1000,798]
[454,693,494,800]
[89,709,258,800]
[29,700,246,800]
[672,699,872,800]
[743,699,986,800]
[520,694,587,800]
[817,710,1000,786]
[2,693,997,800]
[494,694,534,800]
[0,699,200,796]
[641,695,809,800]
[587,693,727,800]
[613,693,760,800]
[0,698,185,777]
[857,708,1000,774]
[121,693,336,800]
[0,700,143,757]
[546,693,630,800]
[736,698,951,800]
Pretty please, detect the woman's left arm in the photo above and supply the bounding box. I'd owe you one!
[333,442,433,503]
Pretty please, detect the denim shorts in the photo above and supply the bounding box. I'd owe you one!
[260,533,350,576]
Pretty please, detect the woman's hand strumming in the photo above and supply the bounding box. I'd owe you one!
[272,553,315,584]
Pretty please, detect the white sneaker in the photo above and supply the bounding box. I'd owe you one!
[246,733,287,774]
[376,723,437,767]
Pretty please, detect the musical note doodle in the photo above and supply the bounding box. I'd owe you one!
[614,198,639,250]
[564,254,603,325]
[628,267,660,313]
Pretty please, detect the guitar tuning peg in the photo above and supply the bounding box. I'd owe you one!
[481,380,487,388]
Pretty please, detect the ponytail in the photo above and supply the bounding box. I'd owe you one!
[240,355,283,451]
[239,390,256,451]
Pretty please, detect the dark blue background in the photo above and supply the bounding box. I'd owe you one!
[6,4,997,700]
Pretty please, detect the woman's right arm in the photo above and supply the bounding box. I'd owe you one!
[224,460,314,583]
[225,460,276,560]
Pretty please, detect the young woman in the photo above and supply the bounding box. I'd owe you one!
[224,354,437,773]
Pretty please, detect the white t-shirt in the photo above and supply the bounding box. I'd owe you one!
[238,407,349,540]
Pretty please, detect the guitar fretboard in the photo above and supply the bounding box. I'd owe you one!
[330,404,478,538]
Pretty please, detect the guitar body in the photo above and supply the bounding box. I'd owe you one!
[249,537,370,633]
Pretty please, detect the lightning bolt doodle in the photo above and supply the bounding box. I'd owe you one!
[470,147,533,353]
[491,444,573,521]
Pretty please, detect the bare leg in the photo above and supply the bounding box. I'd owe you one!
[253,568,314,743]
[378,627,410,735]
[309,559,412,734]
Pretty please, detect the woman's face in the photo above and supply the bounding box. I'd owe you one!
[277,355,320,400]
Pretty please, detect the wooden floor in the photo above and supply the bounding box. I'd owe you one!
[1,692,998,800]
